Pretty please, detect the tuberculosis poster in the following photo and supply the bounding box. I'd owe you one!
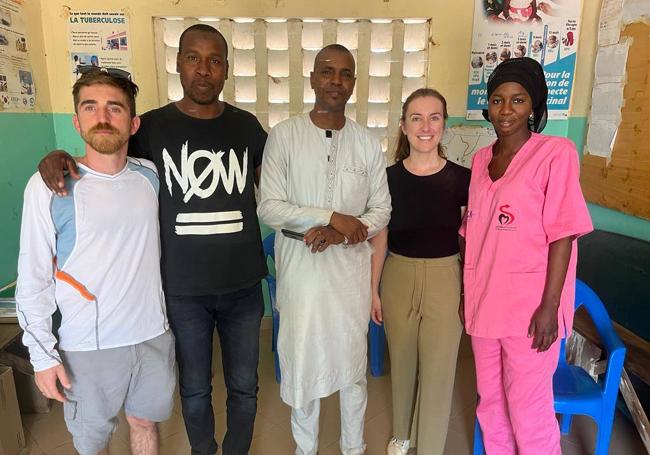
[0,0,34,109]
[68,10,132,85]
[466,0,582,120]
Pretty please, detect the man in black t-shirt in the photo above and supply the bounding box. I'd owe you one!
[130,99,267,297]
[38,25,267,455]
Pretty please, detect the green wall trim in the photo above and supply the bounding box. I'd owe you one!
[0,112,57,288]
[52,113,85,155]
[587,203,650,242]
[567,116,588,156]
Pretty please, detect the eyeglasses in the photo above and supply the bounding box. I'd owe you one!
[75,65,132,81]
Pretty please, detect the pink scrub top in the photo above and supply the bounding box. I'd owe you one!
[459,133,593,338]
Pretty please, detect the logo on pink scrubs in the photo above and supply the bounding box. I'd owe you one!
[496,205,517,231]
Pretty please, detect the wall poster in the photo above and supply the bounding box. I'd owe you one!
[68,10,132,86]
[466,0,582,120]
[0,0,35,109]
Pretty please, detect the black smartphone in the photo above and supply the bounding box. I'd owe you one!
[281,229,305,241]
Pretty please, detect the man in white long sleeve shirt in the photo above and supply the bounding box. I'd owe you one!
[258,44,391,455]
[16,70,175,455]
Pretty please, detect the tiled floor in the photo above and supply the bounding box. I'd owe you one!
[21,329,647,454]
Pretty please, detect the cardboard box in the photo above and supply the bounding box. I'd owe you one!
[2,333,51,414]
[14,371,51,414]
[0,366,26,455]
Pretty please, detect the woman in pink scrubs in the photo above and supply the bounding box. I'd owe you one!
[459,57,593,454]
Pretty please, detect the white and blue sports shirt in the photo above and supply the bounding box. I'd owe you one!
[16,158,168,372]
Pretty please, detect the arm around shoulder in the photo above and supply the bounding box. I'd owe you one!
[37,150,79,196]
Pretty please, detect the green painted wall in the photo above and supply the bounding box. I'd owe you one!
[585,204,650,242]
[52,113,84,155]
[0,112,57,292]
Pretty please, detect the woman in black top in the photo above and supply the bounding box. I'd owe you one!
[370,88,470,455]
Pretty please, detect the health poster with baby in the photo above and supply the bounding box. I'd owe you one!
[466,0,582,120]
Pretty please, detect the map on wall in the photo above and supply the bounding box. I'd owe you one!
[442,125,496,169]
[0,0,35,110]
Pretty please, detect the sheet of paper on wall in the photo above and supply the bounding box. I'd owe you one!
[594,40,630,84]
[599,0,624,46]
[68,11,132,87]
[622,0,650,24]
[586,120,619,160]
[591,83,625,123]
[0,0,36,110]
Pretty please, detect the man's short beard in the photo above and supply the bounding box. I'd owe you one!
[80,123,129,155]
[88,136,127,155]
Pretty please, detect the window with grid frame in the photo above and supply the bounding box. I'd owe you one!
[153,17,430,153]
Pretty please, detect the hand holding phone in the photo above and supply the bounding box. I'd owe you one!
[304,226,346,253]
[281,229,305,241]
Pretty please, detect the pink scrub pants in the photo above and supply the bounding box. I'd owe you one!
[472,336,561,455]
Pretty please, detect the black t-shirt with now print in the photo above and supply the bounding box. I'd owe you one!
[129,102,268,296]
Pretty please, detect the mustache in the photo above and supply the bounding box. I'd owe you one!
[192,78,214,85]
[89,123,119,134]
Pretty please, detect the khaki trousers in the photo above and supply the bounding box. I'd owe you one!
[380,253,463,454]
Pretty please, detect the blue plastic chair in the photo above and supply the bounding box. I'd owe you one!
[473,279,626,455]
[262,232,281,383]
[262,231,387,383]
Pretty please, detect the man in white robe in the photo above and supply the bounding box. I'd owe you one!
[258,44,391,455]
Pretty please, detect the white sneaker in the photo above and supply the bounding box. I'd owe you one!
[386,437,410,455]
